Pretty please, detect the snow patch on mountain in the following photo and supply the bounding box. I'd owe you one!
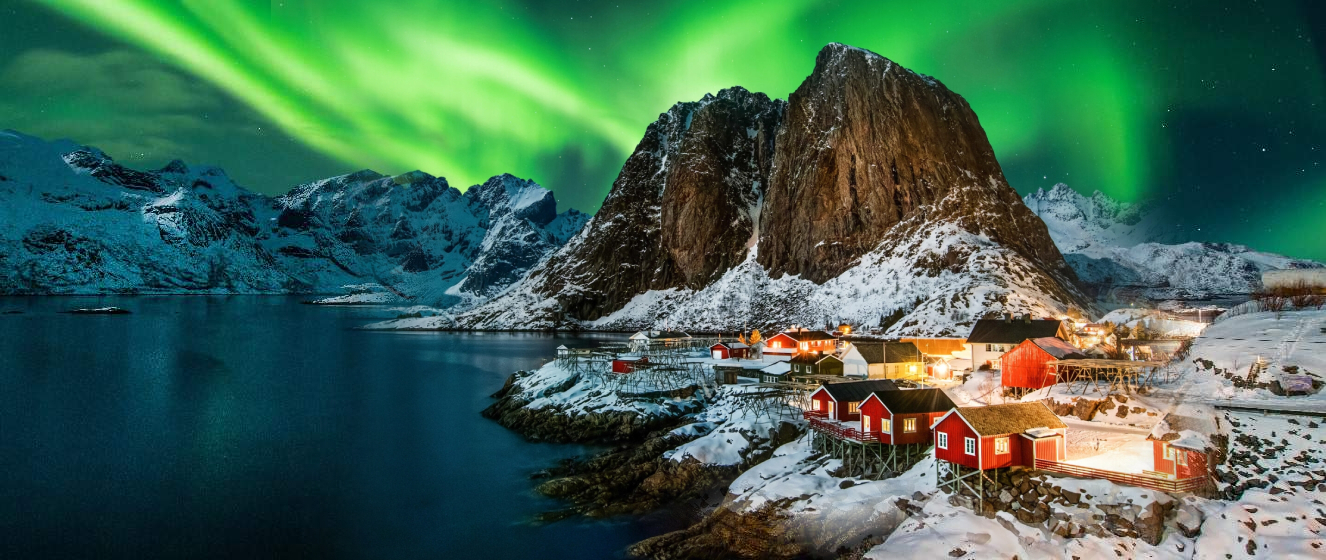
[1024,184,1321,300]
[369,220,1077,336]
[0,130,586,298]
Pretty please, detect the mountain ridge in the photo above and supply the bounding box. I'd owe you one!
[0,129,587,299]
[1023,183,1322,300]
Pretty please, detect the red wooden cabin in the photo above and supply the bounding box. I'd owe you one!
[932,402,1066,470]
[858,388,956,444]
[1148,413,1217,481]
[999,337,1086,390]
[710,342,749,360]
[765,329,836,356]
[611,356,649,374]
[808,379,898,422]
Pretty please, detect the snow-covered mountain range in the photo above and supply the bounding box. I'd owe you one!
[1024,183,1321,300]
[0,129,586,299]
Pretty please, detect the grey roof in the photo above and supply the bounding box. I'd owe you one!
[968,319,1065,344]
[1029,337,1087,359]
[556,341,599,350]
[789,353,843,365]
[870,388,956,415]
[854,342,922,364]
[713,341,749,349]
[820,379,899,402]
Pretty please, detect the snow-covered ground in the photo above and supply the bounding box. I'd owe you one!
[1157,309,1325,410]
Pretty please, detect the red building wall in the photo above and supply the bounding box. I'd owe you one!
[1152,441,1209,479]
[979,434,1024,469]
[1000,340,1057,390]
[710,344,730,360]
[934,414,980,469]
[859,397,890,441]
[766,334,798,354]
[809,388,835,418]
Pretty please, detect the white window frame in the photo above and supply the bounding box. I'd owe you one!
[994,437,1009,455]
[964,437,976,455]
[848,401,859,414]
[812,400,821,411]
[937,432,948,449]
[903,418,917,433]
[881,419,892,433]
[1162,443,1174,461]
[1176,449,1188,466]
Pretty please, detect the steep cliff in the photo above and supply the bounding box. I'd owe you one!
[434,44,1090,335]
[467,87,783,322]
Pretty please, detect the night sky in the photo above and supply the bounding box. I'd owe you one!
[1,1,1323,260]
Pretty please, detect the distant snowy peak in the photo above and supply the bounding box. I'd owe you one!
[1024,183,1321,299]
[0,130,588,299]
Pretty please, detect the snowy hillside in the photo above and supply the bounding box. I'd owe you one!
[369,220,1080,337]
[0,130,586,298]
[1025,184,1321,300]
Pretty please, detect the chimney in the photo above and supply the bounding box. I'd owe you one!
[1024,315,1032,324]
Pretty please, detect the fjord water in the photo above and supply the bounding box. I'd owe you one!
[0,296,656,559]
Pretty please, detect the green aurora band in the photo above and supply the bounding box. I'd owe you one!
[25,0,1326,259]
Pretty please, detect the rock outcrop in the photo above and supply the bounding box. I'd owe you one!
[758,44,1070,284]
[490,87,783,322]
[449,43,1090,334]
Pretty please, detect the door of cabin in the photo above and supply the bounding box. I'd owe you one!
[827,401,835,419]
[712,350,723,360]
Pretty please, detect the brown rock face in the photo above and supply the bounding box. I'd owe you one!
[530,87,783,320]
[759,43,1071,283]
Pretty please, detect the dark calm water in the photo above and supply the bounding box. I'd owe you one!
[0,296,660,559]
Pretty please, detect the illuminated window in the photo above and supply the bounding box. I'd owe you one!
[881,419,892,433]
[903,418,917,433]
[937,432,948,449]
[995,437,1009,455]
[848,401,859,413]
[964,437,976,455]
[800,342,808,351]
[812,400,821,411]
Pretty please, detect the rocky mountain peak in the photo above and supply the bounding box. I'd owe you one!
[464,173,557,226]
[759,43,1072,286]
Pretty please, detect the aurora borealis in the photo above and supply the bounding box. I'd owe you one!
[2,1,1323,259]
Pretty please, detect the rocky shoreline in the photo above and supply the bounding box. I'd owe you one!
[481,371,700,442]
[482,368,811,557]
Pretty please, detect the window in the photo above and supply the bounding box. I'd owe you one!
[903,418,917,433]
[812,400,821,411]
[847,401,859,414]
[937,432,948,449]
[986,344,993,352]
[1176,449,1188,466]
[964,437,976,455]
[1162,444,1174,461]
[994,437,1009,455]
[863,416,872,432]
[800,342,808,351]
[881,419,892,433]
